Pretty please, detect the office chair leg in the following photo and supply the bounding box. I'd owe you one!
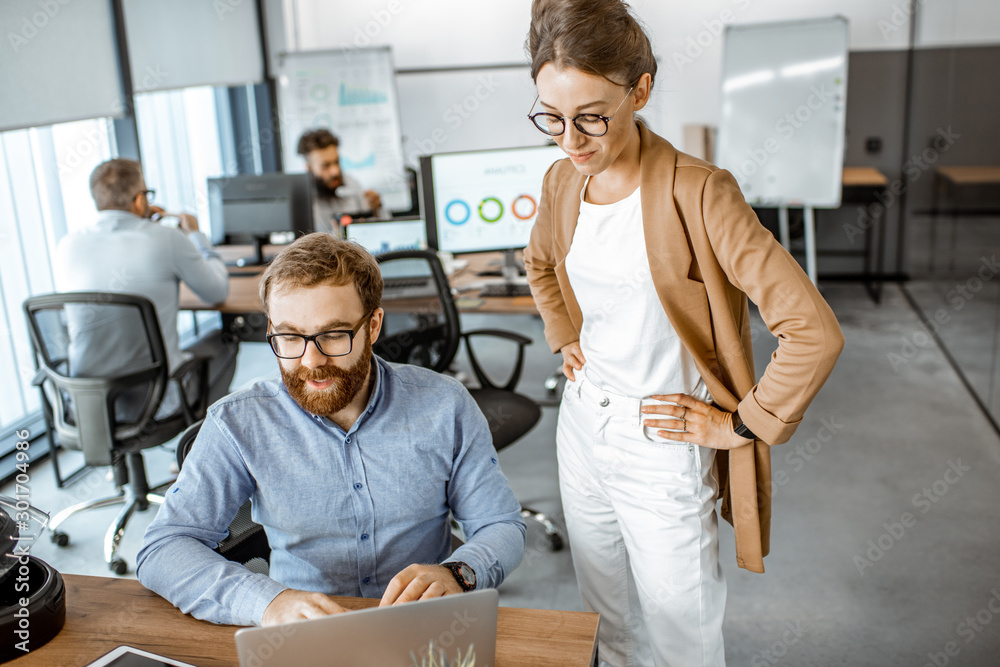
[49,493,127,547]
[105,493,166,575]
[520,507,563,551]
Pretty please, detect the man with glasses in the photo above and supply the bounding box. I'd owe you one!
[137,233,526,626]
[54,158,236,410]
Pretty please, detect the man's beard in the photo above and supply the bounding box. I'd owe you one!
[313,175,342,199]
[282,338,372,417]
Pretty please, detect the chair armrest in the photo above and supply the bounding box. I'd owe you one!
[170,355,211,424]
[460,329,533,392]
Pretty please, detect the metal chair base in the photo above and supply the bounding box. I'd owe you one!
[49,480,172,575]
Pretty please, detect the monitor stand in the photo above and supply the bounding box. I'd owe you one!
[476,249,526,278]
[231,235,270,268]
[478,250,530,297]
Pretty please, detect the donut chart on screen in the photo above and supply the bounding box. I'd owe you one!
[443,195,538,225]
[478,197,504,223]
[512,194,537,220]
[444,199,471,225]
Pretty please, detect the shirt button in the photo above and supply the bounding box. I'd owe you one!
[345,437,351,444]
[689,446,695,452]
[354,482,362,490]
[361,533,369,541]
[599,397,610,407]
[491,457,497,464]
[363,576,371,584]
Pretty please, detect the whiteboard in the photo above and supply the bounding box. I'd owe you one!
[275,47,411,211]
[715,17,849,208]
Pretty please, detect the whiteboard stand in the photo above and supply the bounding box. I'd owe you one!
[777,205,818,285]
[803,206,818,285]
[778,206,791,251]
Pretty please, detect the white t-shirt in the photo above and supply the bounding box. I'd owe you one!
[564,179,711,401]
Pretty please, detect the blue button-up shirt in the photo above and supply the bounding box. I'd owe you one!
[136,357,526,626]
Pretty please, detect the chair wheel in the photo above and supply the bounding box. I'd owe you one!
[548,532,563,552]
[51,531,69,547]
[110,559,128,575]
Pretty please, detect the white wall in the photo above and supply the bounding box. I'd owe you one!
[279,0,1000,159]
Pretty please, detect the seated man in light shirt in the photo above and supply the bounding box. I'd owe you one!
[136,233,526,626]
[297,128,390,233]
[54,158,236,413]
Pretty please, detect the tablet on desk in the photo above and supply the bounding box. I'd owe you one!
[86,645,198,667]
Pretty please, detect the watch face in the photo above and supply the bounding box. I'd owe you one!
[459,564,475,586]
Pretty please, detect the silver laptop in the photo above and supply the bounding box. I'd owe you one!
[235,589,498,667]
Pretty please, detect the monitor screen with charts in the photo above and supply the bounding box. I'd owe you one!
[346,218,427,256]
[420,144,564,255]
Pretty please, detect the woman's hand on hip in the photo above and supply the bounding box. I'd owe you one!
[642,393,754,450]
[560,342,586,381]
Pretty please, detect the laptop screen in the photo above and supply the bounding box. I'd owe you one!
[346,218,427,256]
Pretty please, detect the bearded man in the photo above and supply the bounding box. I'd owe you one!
[137,233,526,627]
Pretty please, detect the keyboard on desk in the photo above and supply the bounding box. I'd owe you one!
[479,283,533,298]
[382,276,438,299]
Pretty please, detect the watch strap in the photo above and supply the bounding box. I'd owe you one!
[732,409,758,440]
[442,561,476,591]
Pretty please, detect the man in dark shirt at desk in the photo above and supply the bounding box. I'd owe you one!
[137,234,526,626]
[298,128,390,233]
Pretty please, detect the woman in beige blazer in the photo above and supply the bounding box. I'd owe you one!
[523,1,844,665]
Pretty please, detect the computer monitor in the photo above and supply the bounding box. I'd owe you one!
[420,144,564,282]
[345,217,427,256]
[207,173,314,265]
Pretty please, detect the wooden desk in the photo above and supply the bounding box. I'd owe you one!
[929,166,1000,273]
[837,166,890,303]
[10,575,598,667]
[179,251,539,338]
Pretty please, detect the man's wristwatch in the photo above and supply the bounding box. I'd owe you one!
[732,409,758,441]
[442,561,477,591]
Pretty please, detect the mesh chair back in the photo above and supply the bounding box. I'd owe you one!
[373,250,461,373]
[23,292,171,466]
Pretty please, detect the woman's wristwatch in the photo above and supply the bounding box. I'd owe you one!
[732,409,758,440]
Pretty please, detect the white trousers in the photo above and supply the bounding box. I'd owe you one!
[557,374,727,667]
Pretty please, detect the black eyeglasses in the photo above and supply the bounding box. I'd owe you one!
[136,189,156,201]
[266,310,373,359]
[527,86,634,137]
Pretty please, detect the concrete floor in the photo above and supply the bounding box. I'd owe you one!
[5,281,1000,665]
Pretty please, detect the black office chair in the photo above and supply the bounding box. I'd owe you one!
[374,250,562,550]
[175,420,271,573]
[23,292,210,574]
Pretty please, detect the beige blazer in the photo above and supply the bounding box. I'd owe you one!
[524,122,845,573]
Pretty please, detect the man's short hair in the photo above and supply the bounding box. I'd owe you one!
[259,233,383,317]
[90,158,144,211]
[297,129,340,156]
